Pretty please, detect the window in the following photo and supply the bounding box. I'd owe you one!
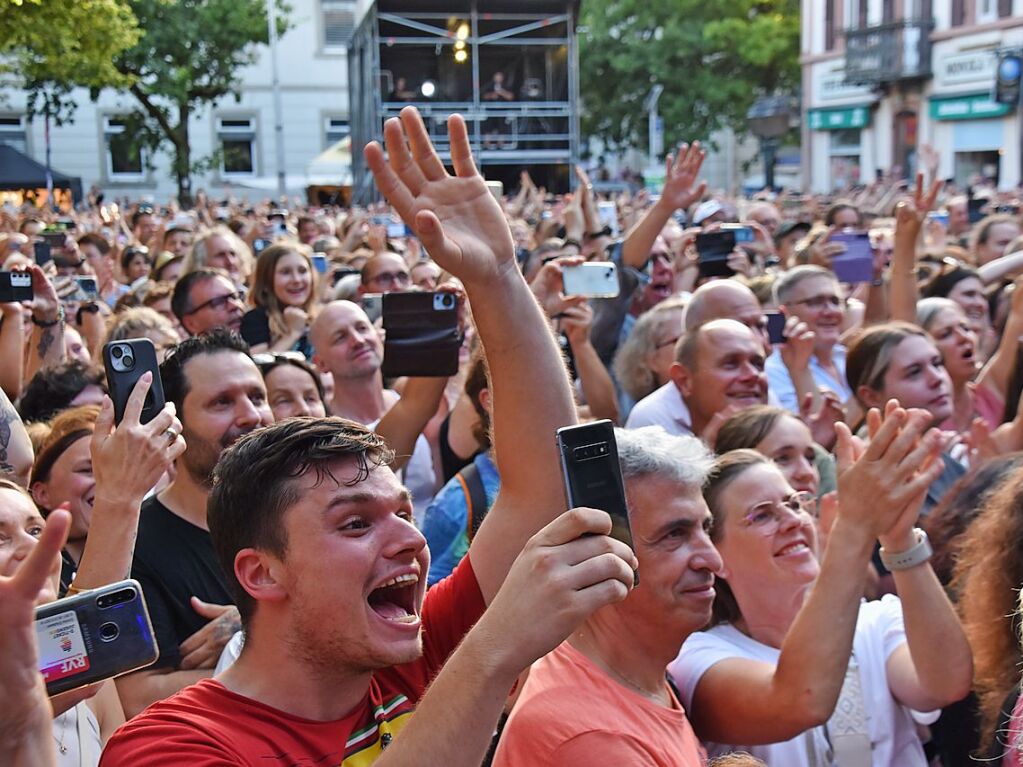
[825,0,835,50]
[217,117,256,176]
[322,0,356,53]
[324,117,350,148]
[999,0,1012,16]
[103,116,145,180]
[0,116,27,153]
[951,0,965,26]
[977,0,998,21]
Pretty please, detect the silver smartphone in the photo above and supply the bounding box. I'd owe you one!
[562,262,620,298]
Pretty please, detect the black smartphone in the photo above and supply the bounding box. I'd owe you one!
[35,579,159,696]
[967,197,986,224]
[41,231,66,250]
[0,271,34,302]
[695,230,738,278]
[556,420,634,554]
[765,311,786,345]
[381,292,460,378]
[33,241,52,266]
[102,338,166,424]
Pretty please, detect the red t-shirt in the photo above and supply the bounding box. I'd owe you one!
[100,557,485,766]
[493,641,706,767]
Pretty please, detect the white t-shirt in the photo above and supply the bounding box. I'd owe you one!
[669,595,938,767]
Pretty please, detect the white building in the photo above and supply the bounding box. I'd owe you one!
[0,0,358,202]
[801,0,1023,192]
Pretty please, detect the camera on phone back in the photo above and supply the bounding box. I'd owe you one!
[108,343,136,372]
[0,271,34,303]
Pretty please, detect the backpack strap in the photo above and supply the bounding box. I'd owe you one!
[455,461,488,542]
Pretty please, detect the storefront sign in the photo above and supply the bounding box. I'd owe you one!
[929,92,1011,121]
[817,70,876,103]
[808,105,871,131]
[934,50,998,89]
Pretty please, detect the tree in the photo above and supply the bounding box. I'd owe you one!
[2,0,140,119]
[578,0,799,152]
[109,0,290,203]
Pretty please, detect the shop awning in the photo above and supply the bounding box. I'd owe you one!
[0,145,82,200]
[807,105,872,131]
[929,92,1012,121]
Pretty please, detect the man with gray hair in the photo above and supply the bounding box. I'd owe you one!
[493,426,721,766]
[767,265,852,413]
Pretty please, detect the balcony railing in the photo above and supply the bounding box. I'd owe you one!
[843,18,934,86]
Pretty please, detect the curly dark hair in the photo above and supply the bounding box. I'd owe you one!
[18,361,106,424]
[208,416,394,625]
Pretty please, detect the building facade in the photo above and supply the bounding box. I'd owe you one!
[0,0,357,203]
[801,0,1023,192]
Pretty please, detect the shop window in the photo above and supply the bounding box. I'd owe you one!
[104,116,145,180]
[217,117,256,176]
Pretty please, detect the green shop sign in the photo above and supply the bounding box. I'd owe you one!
[929,93,1011,121]
[808,105,871,131]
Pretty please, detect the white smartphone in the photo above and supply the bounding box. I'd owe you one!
[562,262,620,298]
[597,200,619,237]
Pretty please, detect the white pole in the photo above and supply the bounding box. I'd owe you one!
[267,0,287,200]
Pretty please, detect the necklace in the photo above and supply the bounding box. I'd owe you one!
[54,708,70,755]
[570,633,672,707]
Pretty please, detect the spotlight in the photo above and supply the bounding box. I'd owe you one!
[421,80,436,98]
[454,49,468,63]
[456,22,469,40]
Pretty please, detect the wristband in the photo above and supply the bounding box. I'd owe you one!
[879,528,932,571]
[31,305,65,328]
[562,238,582,251]
[586,225,612,240]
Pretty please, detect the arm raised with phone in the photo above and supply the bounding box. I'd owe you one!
[365,106,578,603]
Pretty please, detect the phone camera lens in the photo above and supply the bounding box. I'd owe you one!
[111,346,123,359]
[98,622,119,642]
[122,355,135,370]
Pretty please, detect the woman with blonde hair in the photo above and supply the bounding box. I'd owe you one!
[612,297,686,419]
[240,243,317,357]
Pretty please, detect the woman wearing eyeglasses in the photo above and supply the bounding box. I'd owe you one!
[240,244,318,359]
[670,419,972,766]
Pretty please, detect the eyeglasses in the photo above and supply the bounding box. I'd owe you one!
[185,291,243,315]
[368,270,410,287]
[252,351,306,367]
[790,294,845,311]
[741,491,818,536]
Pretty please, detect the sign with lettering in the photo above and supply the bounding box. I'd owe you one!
[935,50,998,89]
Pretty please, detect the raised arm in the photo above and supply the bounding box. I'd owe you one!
[976,277,1023,401]
[23,264,65,381]
[560,302,620,423]
[889,175,942,324]
[376,375,449,472]
[365,107,575,602]
[620,144,706,270]
[0,385,33,486]
[376,509,634,767]
[689,407,946,744]
[0,303,25,400]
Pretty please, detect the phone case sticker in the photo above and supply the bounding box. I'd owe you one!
[36,610,91,683]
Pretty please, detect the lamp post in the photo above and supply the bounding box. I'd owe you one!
[747,95,793,192]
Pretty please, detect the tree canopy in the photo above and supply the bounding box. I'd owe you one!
[578,0,800,151]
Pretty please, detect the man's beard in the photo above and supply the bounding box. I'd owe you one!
[180,426,257,488]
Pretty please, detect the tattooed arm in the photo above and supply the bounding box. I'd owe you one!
[23,265,65,382]
[0,385,33,486]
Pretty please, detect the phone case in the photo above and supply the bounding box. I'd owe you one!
[556,420,634,552]
[102,338,166,424]
[35,579,159,696]
[381,292,461,378]
[830,232,874,283]
[562,263,620,298]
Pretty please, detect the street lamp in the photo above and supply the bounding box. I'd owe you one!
[747,95,793,191]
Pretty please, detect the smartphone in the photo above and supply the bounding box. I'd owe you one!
[695,230,738,278]
[311,253,328,274]
[72,276,99,302]
[597,200,620,237]
[765,311,786,345]
[386,221,408,239]
[721,224,755,243]
[381,292,461,378]
[562,262,620,298]
[102,338,166,425]
[967,197,986,224]
[485,180,504,201]
[0,271,34,302]
[33,241,52,267]
[829,229,874,283]
[361,292,383,323]
[927,210,950,228]
[35,579,158,696]
[41,231,66,249]
[556,420,635,555]
[252,238,270,255]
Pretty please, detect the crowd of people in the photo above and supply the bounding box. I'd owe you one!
[3,105,1023,766]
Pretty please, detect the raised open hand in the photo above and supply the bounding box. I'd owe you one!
[895,172,943,240]
[364,107,515,287]
[659,142,708,213]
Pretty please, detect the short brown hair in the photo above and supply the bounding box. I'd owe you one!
[703,449,771,626]
[845,321,927,407]
[208,417,395,625]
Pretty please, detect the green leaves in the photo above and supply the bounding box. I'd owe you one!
[579,0,799,151]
